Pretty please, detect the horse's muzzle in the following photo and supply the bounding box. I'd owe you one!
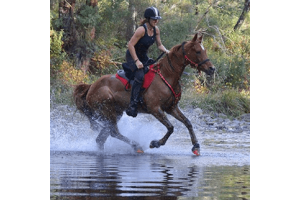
[207,66,215,75]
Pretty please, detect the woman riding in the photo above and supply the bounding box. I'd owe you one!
[125,6,169,117]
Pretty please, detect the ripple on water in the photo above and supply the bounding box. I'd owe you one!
[51,151,250,199]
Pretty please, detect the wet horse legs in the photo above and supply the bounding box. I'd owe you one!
[169,106,200,155]
[109,123,144,153]
[149,107,174,149]
[96,127,110,150]
[149,106,200,155]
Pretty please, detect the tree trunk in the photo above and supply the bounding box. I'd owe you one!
[86,0,97,7]
[234,0,250,31]
[58,0,100,74]
[125,0,135,41]
[195,0,199,15]
[59,0,77,52]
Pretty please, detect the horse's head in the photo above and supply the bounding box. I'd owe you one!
[184,33,215,75]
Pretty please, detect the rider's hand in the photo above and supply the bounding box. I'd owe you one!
[165,49,170,54]
[136,60,143,69]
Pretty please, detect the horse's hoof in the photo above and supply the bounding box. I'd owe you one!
[192,143,200,156]
[136,149,144,153]
[133,144,144,153]
[150,140,161,148]
[193,149,200,156]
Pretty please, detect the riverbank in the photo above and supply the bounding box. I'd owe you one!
[50,104,250,135]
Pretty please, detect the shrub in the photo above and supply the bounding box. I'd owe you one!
[50,29,66,80]
[180,87,250,118]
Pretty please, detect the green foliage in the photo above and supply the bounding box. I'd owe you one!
[196,0,250,90]
[50,28,66,80]
[50,80,74,107]
[76,5,101,32]
[149,16,197,58]
[180,87,250,118]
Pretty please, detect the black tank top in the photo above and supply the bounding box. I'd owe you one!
[127,24,156,63]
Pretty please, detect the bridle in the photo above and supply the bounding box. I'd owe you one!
[166,41,210,71]
[181,41,210,68]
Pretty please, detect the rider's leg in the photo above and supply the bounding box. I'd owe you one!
[126,69,144,117]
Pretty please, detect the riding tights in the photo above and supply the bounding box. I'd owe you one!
[134,68,145,84]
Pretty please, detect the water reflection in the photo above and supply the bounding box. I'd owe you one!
[50,151,249,199]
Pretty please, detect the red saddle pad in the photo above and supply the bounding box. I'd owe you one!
[116,64,156,90]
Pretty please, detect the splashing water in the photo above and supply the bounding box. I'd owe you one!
[50,105,250,166]
[50,105,165,153]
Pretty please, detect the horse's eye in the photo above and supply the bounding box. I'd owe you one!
[196,51,201,55]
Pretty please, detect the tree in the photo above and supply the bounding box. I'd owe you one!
[125,0,135,41]
[234,0,250,31]
[57,0,99,73]
[58,0,77,52]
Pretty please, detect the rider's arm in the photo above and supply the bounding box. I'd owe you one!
[155,27,169,54]
[128,27,145,69]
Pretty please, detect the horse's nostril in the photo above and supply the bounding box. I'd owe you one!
[210,67,215,71]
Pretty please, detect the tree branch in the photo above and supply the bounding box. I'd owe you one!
[195,0,221,32]
[204,15,227,54]
[195,4,212,31]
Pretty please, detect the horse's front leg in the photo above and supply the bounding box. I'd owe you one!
[168,106,200,156]
[149,107,174,149]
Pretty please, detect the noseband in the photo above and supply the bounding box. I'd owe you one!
[181,42,210,67]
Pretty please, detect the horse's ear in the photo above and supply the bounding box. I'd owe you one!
[192,32,203,43]
[191,33,198,42]
[198,34,203,43]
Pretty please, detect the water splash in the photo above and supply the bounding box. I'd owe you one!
[50,105,165,153]
[50,105,250,166]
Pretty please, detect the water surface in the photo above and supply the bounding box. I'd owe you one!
[51,151,249,199]
[50,106,250,199]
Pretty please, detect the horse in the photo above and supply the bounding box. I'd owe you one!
[73,32,215,156]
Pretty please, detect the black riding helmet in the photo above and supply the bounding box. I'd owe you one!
[144,6,162,20]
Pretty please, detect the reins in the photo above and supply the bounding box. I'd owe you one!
[166,53,175,71]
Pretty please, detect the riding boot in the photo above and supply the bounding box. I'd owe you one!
[126,79,143,117]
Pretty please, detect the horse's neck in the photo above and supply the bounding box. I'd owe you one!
[159,55,186,86]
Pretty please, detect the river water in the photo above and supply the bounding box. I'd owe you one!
[50,105,250,199]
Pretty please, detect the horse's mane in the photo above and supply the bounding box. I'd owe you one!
[170,43,182,53]
[158,41,189,73]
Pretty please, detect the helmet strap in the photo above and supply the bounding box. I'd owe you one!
[147,18,155,28]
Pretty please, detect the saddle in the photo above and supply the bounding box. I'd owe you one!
[116,64,156,90]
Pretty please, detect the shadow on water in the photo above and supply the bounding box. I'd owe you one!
[50,151,250,199]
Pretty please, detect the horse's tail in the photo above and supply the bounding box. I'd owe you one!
[73,83,92,114]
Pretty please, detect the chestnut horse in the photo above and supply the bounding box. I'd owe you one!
[73,33,215,156]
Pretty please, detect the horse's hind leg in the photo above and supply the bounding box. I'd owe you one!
[109,123,144,153]
[169,106,200,156]
[87,85,143,153]
[93,117,143,153]
[96,127,110,150]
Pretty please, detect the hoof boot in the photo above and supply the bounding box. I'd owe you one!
[192,143,200,156]
[150,140,161,148]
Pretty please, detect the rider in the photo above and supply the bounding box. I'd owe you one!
[125,6,170,117]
